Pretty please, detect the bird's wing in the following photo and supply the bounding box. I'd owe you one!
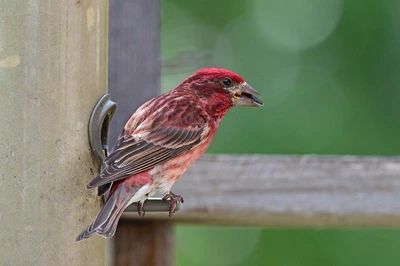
[86,103,208,189]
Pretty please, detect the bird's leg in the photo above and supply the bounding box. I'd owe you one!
[137,201,145,217]
[137,193,150,217]
[162,191,184,218]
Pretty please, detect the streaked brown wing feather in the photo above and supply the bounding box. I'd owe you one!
[87,93,209,190]
[86,126,205,189]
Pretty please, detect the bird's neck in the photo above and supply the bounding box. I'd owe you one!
[203,93,233,122]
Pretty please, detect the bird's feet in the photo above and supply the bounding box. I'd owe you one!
[162,191,184,218]
[137,201,145,217]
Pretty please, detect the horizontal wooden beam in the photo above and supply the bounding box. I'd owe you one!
[122,155,400,227]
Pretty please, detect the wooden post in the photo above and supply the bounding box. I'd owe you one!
[108,0,161,144]
[107,1,172,266]
[0,0,108,265]
[109,220,173,266]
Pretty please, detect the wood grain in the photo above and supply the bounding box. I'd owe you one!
[123,155,400,227]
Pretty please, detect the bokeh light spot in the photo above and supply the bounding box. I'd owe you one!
[253,0,343,51]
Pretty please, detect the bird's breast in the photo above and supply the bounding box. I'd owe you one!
[150,132,215,190]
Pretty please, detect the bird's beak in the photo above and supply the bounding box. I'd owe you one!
[232,82,264,107]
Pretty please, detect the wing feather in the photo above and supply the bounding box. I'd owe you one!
[87,124,206,189]
[86,94,209,189]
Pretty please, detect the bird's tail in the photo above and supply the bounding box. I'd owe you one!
[75,183,136,242]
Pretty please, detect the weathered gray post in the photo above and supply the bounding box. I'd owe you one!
[0,0,108,264]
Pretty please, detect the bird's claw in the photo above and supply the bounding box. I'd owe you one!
[137,201,145,217]
[162,192,184,218]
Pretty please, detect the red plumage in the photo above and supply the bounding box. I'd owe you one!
[76,68,263,241]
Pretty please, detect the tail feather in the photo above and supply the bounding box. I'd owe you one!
[75,183,137,242]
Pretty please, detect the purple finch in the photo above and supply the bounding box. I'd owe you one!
[76,68,263,241]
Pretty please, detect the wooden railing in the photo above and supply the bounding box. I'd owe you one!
[127,155,400,227]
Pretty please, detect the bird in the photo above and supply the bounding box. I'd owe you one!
[75,68,263,241]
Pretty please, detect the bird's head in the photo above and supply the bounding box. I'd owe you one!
[182,68,263,109]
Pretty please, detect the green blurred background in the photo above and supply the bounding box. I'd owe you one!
[161,0,400,265]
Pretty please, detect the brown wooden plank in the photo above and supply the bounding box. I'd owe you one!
[107,0,168,265]
[108,220,173,266]
[122,155,400,227]
[108,0,160,146]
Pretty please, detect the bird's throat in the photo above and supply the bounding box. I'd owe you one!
[204,95,233,120]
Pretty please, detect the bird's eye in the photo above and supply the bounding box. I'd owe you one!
[221,78,232,87]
